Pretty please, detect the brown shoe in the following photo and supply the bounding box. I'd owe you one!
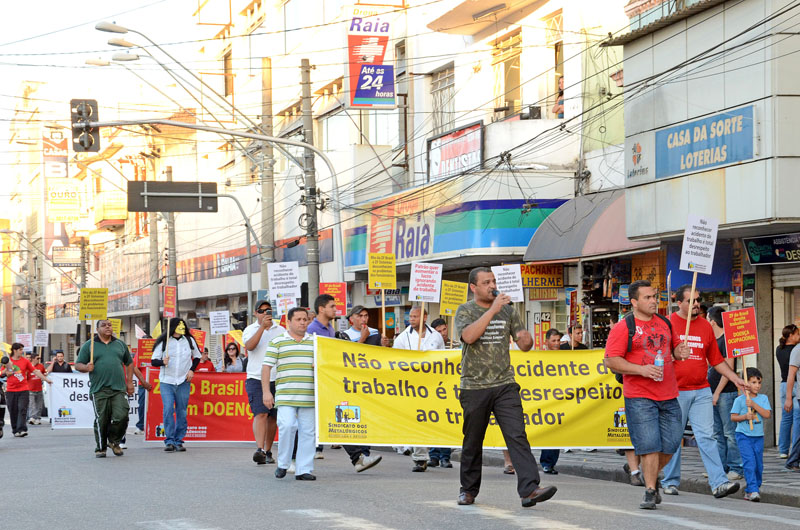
[521,485,557,507]
[457,492,475,505]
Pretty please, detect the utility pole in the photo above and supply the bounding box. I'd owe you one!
[260,57,275,293]
[165,166,178,305]
[300,59,319,306]
[148,212,159,335]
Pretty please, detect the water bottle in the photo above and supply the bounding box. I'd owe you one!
[654,352,664,382]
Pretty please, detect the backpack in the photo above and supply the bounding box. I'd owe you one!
[612,312,673,384]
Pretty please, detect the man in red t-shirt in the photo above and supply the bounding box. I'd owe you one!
[26,353,46,425]
[661,284,749,500]
[605,280,690,510]
[194,348,216,372]
[0,343,51,437]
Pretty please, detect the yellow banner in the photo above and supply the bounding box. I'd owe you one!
[367,253,396,289]
[439,280,468,316]
[315,337,630,448]
[109,318,122,336]
[78,288,108,321]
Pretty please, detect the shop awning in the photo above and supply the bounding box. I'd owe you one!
[523,189,659,263]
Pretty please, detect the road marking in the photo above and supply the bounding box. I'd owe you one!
[134,519,222,530]
[284,509,396,529]
[423,501,589,529]
[677,503,800,526]
[549,500,731,530]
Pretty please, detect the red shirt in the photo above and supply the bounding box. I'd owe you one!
[27,362,45,392]
[605,316,679,401]
[195,360,216,372]
[3,357,35,392]
[669,313,724,391]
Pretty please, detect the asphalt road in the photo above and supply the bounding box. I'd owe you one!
[5,424,800,529]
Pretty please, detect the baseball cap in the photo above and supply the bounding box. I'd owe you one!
[347,305,367,319]
[254,299,271,312]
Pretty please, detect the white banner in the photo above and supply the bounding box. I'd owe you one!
[49,373,140,429]
[34,329,49,347]
[15,333,33,352]
[209,310,231,335]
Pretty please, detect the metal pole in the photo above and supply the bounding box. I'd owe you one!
[165,166,178,307]
[261,57,274,291]
[149,212,160,335]
[246,228,253,325]
[301,59,319,306]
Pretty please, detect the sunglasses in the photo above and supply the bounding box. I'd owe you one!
[226,347,237,351]
[256,308,271,314]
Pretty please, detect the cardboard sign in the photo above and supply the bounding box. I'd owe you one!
[267,261,301,299]
[33,329,49,348]
[15,333,33,352]
[163,285,177,318]
[368,253,396,289]
[491,264,524,303]
[320,282,347,316]
[79,288,108,320]
[679,215,719,274]
[408,262,443,303]
[136,338,156,367]
[722,307,759,357]
[189,329,206,352]
[209,311,231,335]
[440,280,468,316]
[109,318,122,337]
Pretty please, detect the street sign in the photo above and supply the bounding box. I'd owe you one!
[127,181,218,213]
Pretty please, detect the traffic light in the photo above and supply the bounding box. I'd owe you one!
[70,99,100,152]
[231,310,248,331]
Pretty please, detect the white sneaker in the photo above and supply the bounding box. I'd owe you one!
[727,471,743,480]
[779,453,789,459]
[119,443,127,449]
[354,454,382,473]
[133,429,144,435]
[314,451,324,459]
[288,461,296,474]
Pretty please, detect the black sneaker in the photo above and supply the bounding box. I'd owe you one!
[654,484,662,504]
[164,444,176,452]
[640,488,657,510]
[275,467,287,479]
[253,449,267,465]
[176,444,186,452]
[440,459,453,468]
[265,450,275,464]
[427,458,440,468]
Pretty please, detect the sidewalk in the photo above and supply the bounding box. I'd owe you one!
[458,446,800,508]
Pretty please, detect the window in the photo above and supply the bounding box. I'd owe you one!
[430,63,455,135]
[321,111,352,152]
[492,31,521,118]
[223,50,233,97]
[543,10,564,116]
[367,110,399,147]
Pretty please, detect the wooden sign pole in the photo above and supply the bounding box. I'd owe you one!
[89,321,95,364]
[450,315,455,348]
[417,302,425,351]
[683,271,698,351]
[742,356,754,430]
[381,289,386,338]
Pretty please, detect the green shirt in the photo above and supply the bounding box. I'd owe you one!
[76,336,132,394]
[263,332,315,408]
[455,300,525,390]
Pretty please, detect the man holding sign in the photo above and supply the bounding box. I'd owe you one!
[75,320,134,458]
[454,267,556,508]
[661,285,749,499]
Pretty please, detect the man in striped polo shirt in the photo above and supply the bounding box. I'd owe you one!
[262,307,317,481]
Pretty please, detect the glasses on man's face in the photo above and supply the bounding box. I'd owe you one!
[256,307,271,314]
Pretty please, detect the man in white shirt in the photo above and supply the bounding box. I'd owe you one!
[243,300,285,465]
[393,306,445,472]
[343,305,390,347]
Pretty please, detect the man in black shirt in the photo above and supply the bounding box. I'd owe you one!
[560,325,588,350]
[47,351,73,373]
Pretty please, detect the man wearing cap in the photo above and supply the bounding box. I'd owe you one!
[243,299,285,465]
[338,304,386,472]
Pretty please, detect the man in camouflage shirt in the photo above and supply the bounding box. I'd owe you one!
[454,267,557,508]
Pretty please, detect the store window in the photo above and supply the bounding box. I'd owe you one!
[492,30,521,118]
[430,63,455,135]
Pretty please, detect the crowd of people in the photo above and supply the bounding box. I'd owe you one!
[0,268,788,511]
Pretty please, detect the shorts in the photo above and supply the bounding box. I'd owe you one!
[625,397,682,456]
[246,378,277,418]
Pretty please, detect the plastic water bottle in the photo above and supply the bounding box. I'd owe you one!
[654,352,664,382]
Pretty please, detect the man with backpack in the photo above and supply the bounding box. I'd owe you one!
[604,280,690,510]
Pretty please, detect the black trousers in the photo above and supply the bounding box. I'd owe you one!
[6,390,29,434]
[343,445,371,465]
[459,383,540,498]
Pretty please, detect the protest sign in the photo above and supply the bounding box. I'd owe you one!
[163,285,177,318]
[439,281,468,316]
[78,288,108,321]
[679,215,719,274]
[228,329,244,347]
[320,282,347,316]
[722,307,759,357]
[109,318,122,337]
[315,337,629,448]
[33,329,49,348]
[15,333,32,352]
[189,329,206,352]
[408,262,443,303]
[209,311,230,335]
[136,338,156,367]
[50,372,140,429]
[145,369,254,442]
[491,264,524,303]
[267,261,301,299]
[367,253,396,289]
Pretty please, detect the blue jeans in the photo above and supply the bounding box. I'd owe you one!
[713,391,742,474]
[735,433,763,493]
[540,449,559,469]
[625,397,682,455]
[429,447,452,461]
[136,385,146,431]
[778,382,800,454]
[662,387,728,490]
[160,380,191,446]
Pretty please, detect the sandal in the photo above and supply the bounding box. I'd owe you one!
[503,465,515,475]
